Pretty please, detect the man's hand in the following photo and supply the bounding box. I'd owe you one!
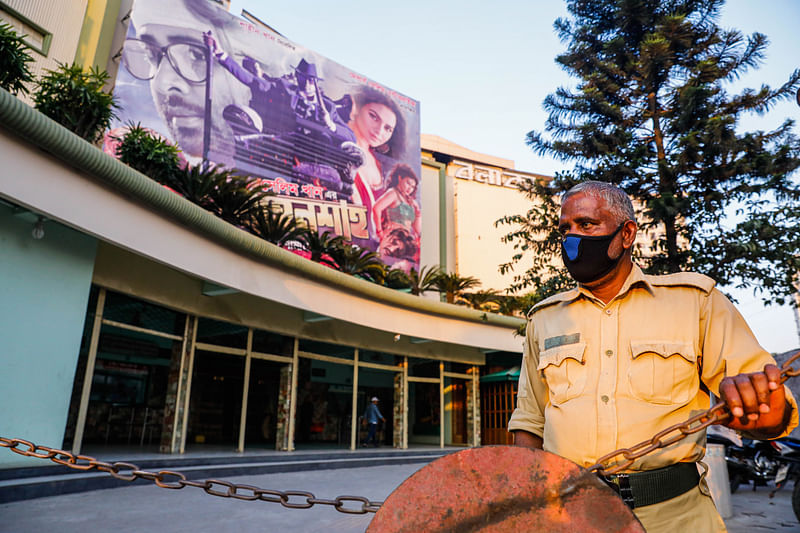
[203,32,223,60]
[719,364,790,439]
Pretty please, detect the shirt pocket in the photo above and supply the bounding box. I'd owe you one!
[627,341,698,405]
[537,342,588,405]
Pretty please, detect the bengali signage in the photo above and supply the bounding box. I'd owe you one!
[450,160,535,190]
[106,0,422,271]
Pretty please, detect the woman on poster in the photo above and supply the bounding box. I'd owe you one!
[372,163,421,268]
[348,87,406,238]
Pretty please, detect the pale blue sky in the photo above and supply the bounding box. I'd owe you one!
[230,0,800,353]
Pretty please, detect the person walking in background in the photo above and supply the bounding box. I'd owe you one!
[362,397,385,447]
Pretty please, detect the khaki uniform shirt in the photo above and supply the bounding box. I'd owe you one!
[508,264,798,472]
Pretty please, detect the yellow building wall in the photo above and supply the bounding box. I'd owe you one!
[419,161,443,272]
[74,0,122,70]
[453,178,535,293]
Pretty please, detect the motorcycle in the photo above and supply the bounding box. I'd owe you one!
[707,428,781,493]
[769,436,800,521]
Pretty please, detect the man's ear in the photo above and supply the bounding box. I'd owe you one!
[621,220,637,249]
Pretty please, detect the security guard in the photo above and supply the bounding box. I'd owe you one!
[509,181,797,532]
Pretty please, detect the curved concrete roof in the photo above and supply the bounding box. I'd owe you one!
[0,89,525,352]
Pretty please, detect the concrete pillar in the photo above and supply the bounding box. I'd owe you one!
[393,372,404,448]
[705,443,732,519]
[159,317,189,453]
[275,364,292,451]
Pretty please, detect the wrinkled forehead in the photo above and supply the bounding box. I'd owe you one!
[559,191,614,221]
[136,23,203,48]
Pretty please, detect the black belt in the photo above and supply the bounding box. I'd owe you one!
[599,462,700,509]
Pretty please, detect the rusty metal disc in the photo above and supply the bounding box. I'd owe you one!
[367,446,644,533]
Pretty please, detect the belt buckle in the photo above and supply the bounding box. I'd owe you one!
[603,473,635,509]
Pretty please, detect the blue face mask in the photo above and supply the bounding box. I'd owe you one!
[561,224,624,283]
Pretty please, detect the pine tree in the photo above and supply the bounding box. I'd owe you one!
[499,0,800,304]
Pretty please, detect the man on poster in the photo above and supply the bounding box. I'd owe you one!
[201,33,361,197]
[203,33,356,147]
[118,0,245,165]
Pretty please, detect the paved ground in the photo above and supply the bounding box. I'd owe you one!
[0,463,797,532]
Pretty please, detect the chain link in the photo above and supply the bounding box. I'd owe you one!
[588,349,800,475]
[0,437,383,514]
[2,351,799,510]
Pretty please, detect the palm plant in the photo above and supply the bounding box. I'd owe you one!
[494,294,525,317]
[211,175,272,227]
[33,63,118,143]
[434,272,481,304]
[407,265,444,296]
[299,230,344,263]
[325,241,386,284]
[114,123,181,185]
[168,164,227,212]
[249,201,308,247]
[462,289,502,312]
[384,268,412,291]
[0,23,34,95]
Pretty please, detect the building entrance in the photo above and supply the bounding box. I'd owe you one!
[187,350,244,447]
[244,359,283,447]
[295,357,353,448]
[66,288,186,453]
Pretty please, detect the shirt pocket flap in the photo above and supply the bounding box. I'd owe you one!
[630,341,696,363]
[537,342,587,371]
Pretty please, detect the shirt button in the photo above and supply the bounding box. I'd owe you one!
[605,309,612,315]
[601,395,609,403]
[605,350,613,357]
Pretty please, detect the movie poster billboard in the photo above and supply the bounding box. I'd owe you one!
[106,0,422,272]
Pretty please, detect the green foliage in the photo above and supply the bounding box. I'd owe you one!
[115,123,181,185]
[384,268,413,290]
[249,201,308,247]
[324,241,386,284]
[299,230,344,263]
[462,289,502,312]
[168,164,227,212]
[500,0,800,304]
[496,177,575,296]
[433,272,482,304]
[212,176,272,227]
[0,23,34,95]
[33,63,118,143]
[407,265,444,296]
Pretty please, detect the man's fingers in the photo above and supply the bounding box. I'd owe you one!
[750,372,771,412]
[720,378,744,418]
[765,364,781,390]
[734,375,761,420]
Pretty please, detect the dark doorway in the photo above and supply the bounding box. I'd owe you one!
[187,350,245,447]
[244,359,283,447]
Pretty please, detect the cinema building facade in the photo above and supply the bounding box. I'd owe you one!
[4,98,544,469]
[0,0,545,467]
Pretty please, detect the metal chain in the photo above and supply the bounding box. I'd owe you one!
[0,438,382,514]
[2,351,799,508]
[587,350,800,475]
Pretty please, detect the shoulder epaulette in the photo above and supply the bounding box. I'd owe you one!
[527,288,580,317]
[645,272,716,294]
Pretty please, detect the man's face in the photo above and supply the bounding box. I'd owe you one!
[299,76,317,98]
[135,24,208,157]
[558,192,624,258]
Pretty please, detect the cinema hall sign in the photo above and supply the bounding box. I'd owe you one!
[450,160,535,190]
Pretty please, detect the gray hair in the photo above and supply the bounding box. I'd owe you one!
[561,181,636,224]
